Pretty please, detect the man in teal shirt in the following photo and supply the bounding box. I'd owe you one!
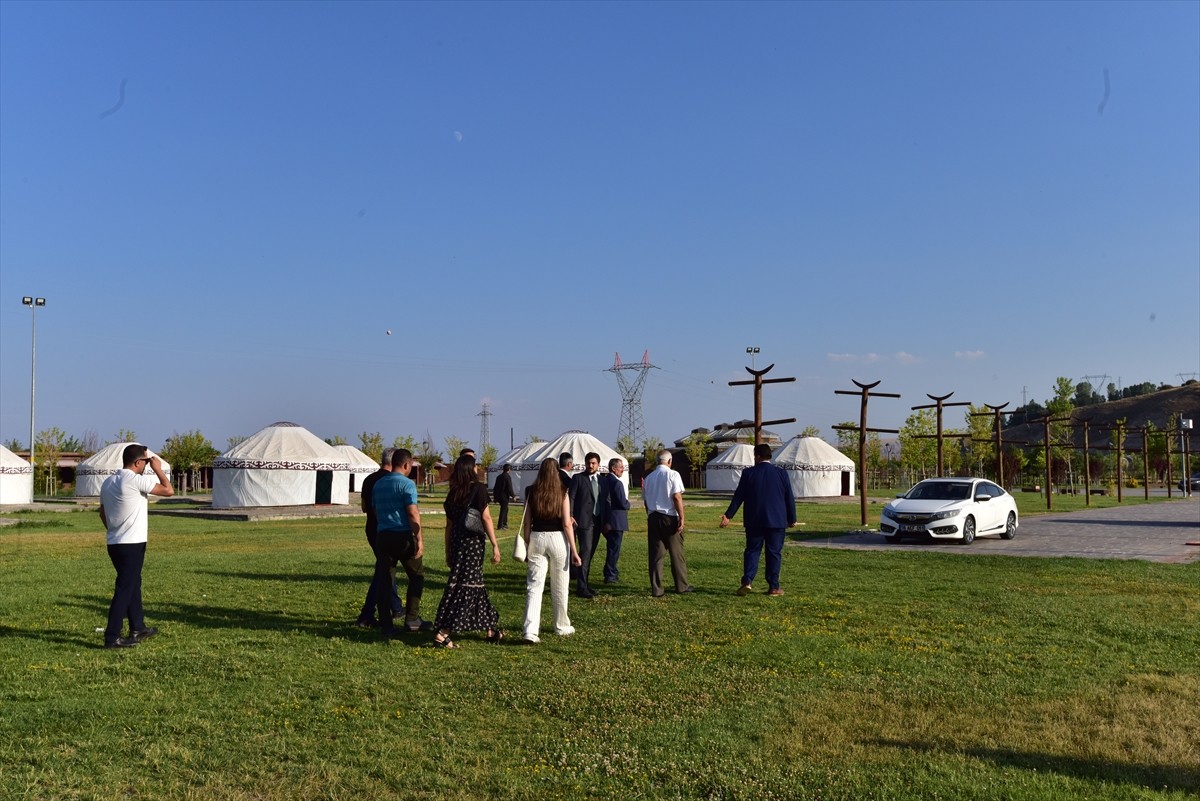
[370,449,426,638]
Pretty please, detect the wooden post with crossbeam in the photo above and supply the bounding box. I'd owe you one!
[833,380,901,525]
[728,364,796,445]
[910,392,972,477]
[969,403,1022,487]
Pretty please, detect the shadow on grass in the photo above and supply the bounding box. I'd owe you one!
[873,738,1198,793]
[193,570,372,584]
[0,622,100,649]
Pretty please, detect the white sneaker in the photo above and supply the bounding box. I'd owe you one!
[522,632,540,644]
[555,626,575,637]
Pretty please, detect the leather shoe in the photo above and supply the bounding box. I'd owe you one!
[131,627,158,642]
[105,636,138,649]
[767,588,785,597]
[677,587,694,594]
[736,584,753,596]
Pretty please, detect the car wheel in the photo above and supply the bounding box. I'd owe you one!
[1000,512,1017,540]
[960,516,975,545]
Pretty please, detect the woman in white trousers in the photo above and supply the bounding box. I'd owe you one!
[521,458,581,643]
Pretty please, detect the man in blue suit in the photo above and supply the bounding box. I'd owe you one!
[597,458,630,584]
[719,443,796,597]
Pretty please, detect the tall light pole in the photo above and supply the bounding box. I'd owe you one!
[22,297,45,472]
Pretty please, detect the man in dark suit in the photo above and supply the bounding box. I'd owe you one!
[558,452,574,491]
[597,457,630,584]
[493,463,516,530]
[719,443,796,597]
[568,451,602,598]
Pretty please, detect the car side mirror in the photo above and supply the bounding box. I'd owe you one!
[975,494,990,502]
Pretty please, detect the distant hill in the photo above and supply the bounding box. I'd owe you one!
[1004,383,1200,449]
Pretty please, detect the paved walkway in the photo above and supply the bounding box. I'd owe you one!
[792,498,1200,564]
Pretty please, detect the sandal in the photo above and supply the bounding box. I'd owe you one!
[433,633,459,649]
[486,629,505,644]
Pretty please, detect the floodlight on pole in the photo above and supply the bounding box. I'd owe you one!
[746,346,759,370]
[22,296,45,472]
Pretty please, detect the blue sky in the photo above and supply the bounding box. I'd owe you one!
[2,0,1197,455]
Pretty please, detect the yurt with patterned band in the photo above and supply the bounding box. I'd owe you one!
[213,422,350,508]
[772,436,856,498]
[704,443,755,492]
[0,444,34,505]
[334,444,380,493]
[75,442,172,497]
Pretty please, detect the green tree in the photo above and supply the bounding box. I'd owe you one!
[392,434,419,454]
[325,434,347,447]
[833,422,858,461]
[681,430,713,486]
[799,425,822,438]
[479,443,499,472]
[964,405,997,478]
[358,432,384,464]
[616,435,636,455]
[898,410,937,480]
[226,435,247,450]
[1045,377,1076,484]
[864,430,884,482]
[3,438,23,453]
[444,435,469,461]
[525,434,544,446]
[160,430,220,494]
[641,437,665,469]
[113,428,138,444]
[1073,381,1103,407]
[34,427,67,495]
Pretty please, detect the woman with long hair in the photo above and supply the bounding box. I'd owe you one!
[521,457,582,643]
[433,454,502,648]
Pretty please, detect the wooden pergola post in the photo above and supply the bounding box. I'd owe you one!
[833,380,901,525]
[911,392,972,477]
[728,363,796,445]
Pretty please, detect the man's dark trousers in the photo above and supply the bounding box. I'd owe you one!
[106,542,146,642]
[743,528,786,590]
[374,530,424,630]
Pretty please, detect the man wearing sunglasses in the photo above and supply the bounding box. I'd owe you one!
[98,444,174,648]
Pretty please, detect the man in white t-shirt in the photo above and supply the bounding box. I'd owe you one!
[99,444,174,648]
[642,450,692,597]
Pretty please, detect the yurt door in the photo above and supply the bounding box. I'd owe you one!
[841,471,851,496]
[315,471,333,504]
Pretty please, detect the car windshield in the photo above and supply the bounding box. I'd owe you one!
[906,482,972,501]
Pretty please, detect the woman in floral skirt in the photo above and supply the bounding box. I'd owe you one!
[433,454,502,648]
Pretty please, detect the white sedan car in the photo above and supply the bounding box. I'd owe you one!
[879,478,1018,545]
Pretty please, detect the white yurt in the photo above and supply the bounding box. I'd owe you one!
[486,441,547,496]
[773,436,855,498]
[75,443,172,497]
[334,445,380,493]
[704,443,756,492]
[213,422,350,508]
[514,431,630,494]
[0,444,34,505]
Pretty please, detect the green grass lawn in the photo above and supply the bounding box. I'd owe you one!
[2,495,1197,800]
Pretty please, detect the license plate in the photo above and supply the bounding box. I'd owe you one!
[901,524,925,532]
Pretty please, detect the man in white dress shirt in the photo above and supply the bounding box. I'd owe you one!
[641,450,692,597]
